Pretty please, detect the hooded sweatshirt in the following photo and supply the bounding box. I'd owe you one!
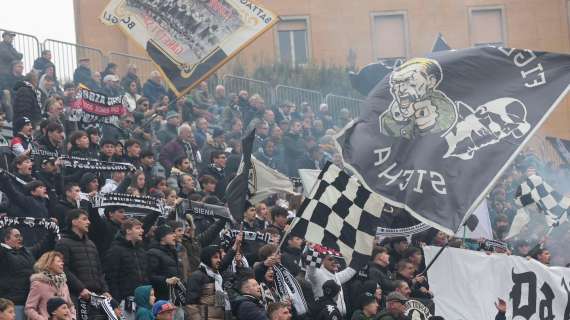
[135,285,154,320]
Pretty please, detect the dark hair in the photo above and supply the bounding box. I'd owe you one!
[1,227,18,243]
[100,138,117,147]
[124,139,141,149]
[121,218,142,234]
[396,259,413,272]
[177,174,193,190]
[0,298,15,312]
[25,180,46,194]
[199,175,217,188]
[86,127,100,136]
[173,156,189,168]
[64,182,79,193]
[403,247,422,260]
[104,206,124,217]
[66,209,88,230]
[372,246,389,259]
[45,121,63,133]
[69,130,88,147]
[43,75,55,82]
[271,206,288,221]
[140,149,154,159]
[210,150,225,163]
[258,244,278,261]
[235,273,255,293]
[12,154,30,168]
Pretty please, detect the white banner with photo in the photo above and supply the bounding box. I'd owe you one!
[424,246,570,319]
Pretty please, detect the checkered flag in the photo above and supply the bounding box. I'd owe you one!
[302,243,343,268]
[515,175,570,227]
[288,162,384,269]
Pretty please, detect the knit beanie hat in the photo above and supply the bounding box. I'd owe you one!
[47,297,67,316]
[154,224,175,242]
[79,172,98,191]
[13,116,32,134]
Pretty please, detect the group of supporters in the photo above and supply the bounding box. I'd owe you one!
[0,29,559,320]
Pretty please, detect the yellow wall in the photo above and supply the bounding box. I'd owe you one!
[75,0,570,138]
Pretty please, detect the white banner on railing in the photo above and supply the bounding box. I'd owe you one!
[424,246,570,319]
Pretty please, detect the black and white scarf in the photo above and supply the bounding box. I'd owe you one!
[168,279,187,306]
[199,263,230,311]
[78,293,118,320]
[0,217,60,239]
[273,263,308,315]
[220,229,273,249]
[31,148,136,172]
[375,223,432,238]
[91,193,166,214]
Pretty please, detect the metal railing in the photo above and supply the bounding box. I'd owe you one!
[0,28,41,74]
[325,94,364,121]
[43,39,105,84]
[108,51,155,84]
[222,75,274,104]
[275,85,323,113]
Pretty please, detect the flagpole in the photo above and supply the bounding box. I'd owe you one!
[418,242,449,277]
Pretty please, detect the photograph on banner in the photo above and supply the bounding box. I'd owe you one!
[337,47,570,235]
[100,0,278,95]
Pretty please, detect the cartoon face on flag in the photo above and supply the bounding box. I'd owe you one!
[337,46,570,234]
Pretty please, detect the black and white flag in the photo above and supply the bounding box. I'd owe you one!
[515,174,569,227]
[337,46,570,234]
[226,129,255,221]
[288,162,383,269]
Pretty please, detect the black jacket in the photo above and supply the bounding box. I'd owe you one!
[147,243,183,300]
[13,81,42,124]
[0,41,23,75]
[88,209,121,256]
[103,234,149,301]
[200,164,227,201]
[73,65,97,89]
[282,132,305,177]
[367,262,397,293]
[312,297,342,320]
[0,232,55,304]
[181,218,227,273]
[49,199,79,230]
[54,231,109,295]
[231,294,268,320]
[281,245,303,277]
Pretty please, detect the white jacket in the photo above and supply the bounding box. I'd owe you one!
[305,265,356,315]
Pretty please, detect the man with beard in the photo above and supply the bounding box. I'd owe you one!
[55,209,112,312]
[493,214,510,241]
[104,219,149,316]
[186,245,228,320]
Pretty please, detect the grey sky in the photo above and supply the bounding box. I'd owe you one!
[2,0,76,43]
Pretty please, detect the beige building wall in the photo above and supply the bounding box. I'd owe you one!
[74,0,570,139]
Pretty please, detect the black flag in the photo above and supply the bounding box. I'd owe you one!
[432,33,451,52]
[226,129,255,221]
[337,46,570,234]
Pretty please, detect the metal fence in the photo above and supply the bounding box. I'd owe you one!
[108,51,155,84]
[0,28,41,74]
[222,75,273,104]
[43,39,105,84]
[325,94,364,121]
[275,85,323,113]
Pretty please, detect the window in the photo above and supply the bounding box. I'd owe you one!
[469,7,506,47]
[277,18,309,65]
[372,13,408,60]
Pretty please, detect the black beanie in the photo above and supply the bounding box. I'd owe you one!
[47,297,67,316]
[200,245,220,267]
[155,225,175,242]
[79,172,98,191]
[13,116,31,134]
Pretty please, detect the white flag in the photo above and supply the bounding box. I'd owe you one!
[249,157,298,203]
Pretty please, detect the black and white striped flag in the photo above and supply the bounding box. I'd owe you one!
[288,162,383,269]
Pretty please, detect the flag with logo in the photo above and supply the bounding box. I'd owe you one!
[337,46,570,234]
[100,0,278,96]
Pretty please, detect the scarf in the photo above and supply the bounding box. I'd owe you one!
[199,263,230,310]
[31,148,136,172]
[273,263,308,315]
[229,255,249,273]
[42,271,67,291]
[0,217,60,239]
[259,282,277,307]
[78,293,118,320]
[91,192,166,214]
[220,229,273,249]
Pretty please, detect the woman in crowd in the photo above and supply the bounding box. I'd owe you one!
[124,80,142,113]
[25,251,76,320]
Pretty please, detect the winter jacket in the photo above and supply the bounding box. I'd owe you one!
[0,41,23,75]
[48,199,78,231]
[181,218,226,273]
[32,57,52,74]
[282,132,305,177]
[54,231,109,296]
[103,234,149,301]
[306,266,356,316]
[160,138,200,173]
[157,124,179,146]
[25,272,76,320]
[142,79,167,105]
[134,285,154,320]
[10,132,32,156]
[73,65,97,89]
[231,294,268,320]
[147,243,183,300]
[0,233,55,305]
[199,164,226,201]
[87,209,121,256]
[312,297,342,320]
[366,262,397,293]
[281,245,303,277]
[13,81,42,124]
[185,268,224,320]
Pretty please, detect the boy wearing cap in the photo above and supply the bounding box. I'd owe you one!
[152,301,176,320]
[10,116,33,156]
[46,298,71,320]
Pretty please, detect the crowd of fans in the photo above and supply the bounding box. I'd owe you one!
[0,29,559,320]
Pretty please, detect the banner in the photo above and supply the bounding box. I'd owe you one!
[31,148,136,172]
[337,46,570,234]
[249,157,298,203]
[424,246,570,319]
[101,0,278,96]
[91,192,166,214]
[70,86,127,125]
